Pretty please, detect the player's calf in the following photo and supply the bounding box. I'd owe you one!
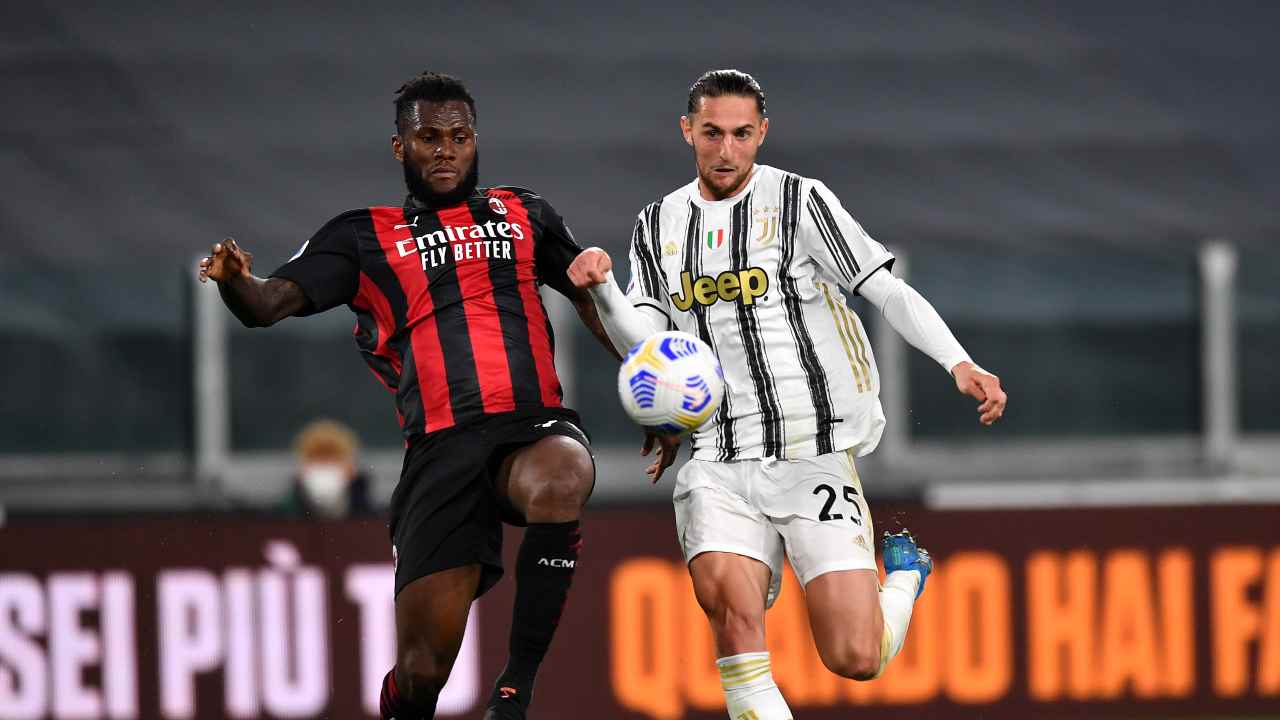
[690,552,771,655]
[704,603,767,654]
[385,565,480,718]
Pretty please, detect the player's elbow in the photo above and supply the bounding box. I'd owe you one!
[233,311,264,328]
[258,308,289,327]
[233,309,278,328]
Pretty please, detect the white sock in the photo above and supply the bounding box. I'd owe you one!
[876,569,921,675]
[716,652,793,720]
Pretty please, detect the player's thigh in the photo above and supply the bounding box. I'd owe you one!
[804,568,883,662]
[395,564,482,679]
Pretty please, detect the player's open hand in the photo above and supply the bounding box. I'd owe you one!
[641,430,681,484]
[567,247,613,289]
[952,361,1007,425]
[198,238,254,284]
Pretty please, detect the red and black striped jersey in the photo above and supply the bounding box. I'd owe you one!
[270,187,581,442]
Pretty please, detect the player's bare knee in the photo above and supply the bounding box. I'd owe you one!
[847,650,882,681]
[516,437,594,515]
[519,472,591,516]
[819,637,881,681]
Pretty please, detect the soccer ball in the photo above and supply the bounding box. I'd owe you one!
[617,331,724,434]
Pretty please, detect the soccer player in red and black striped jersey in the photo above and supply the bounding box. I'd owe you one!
[198,72,617,720]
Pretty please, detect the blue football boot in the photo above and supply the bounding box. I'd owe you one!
[882,529,932,598]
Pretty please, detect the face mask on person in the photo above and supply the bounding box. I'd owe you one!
[301,463,350,517]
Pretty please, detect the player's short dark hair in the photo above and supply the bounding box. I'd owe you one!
[394,71,477,132]
[687,69,766,115]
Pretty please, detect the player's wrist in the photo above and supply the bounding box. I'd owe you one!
[233,258,256,279]
[215,271,243,286]
[949,359,974,377]
[586,271,623,305]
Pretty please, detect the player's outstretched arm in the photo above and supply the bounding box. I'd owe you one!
[569,247,682,481]
[858,268,1007,425]
[197,238,308,328]
[567,247,662,356]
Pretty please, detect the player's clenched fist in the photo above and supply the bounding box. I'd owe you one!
[567,247,613,288]
[951,361,1007,426]
[198,238,254,284]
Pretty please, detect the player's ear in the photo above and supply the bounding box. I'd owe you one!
[758,117,769,147]
[680,115,694,147]
[391,134,404,162]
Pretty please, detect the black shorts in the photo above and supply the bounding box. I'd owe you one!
[389,407,591,599]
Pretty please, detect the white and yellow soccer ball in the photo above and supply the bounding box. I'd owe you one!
[617,331,725,435]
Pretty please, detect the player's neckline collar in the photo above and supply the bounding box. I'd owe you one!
[402,190,484,212]
[689,165,760,208]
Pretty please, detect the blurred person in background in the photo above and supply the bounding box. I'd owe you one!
[198,71,618,719]
[282,418,374,519]
[570,69,1006,720]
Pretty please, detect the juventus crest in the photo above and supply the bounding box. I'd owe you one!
[753,206,779,245]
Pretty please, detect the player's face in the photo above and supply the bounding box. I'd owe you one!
[392,99,478,198]
[681,95,768,201]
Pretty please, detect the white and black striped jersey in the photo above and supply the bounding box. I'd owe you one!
[625,164,893,461]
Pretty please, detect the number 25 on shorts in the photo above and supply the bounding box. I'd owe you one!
[813,483,863,525]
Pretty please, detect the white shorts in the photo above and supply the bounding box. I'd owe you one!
[673,450,877,608]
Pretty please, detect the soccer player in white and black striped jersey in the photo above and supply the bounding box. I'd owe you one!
[569,70,1007,720]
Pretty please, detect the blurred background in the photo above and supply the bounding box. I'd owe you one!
[1,2,1277,719]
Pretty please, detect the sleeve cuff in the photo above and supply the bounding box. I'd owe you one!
[267,268,322,316]
[851,253,896,294]
[630,297,671,321]
[942,352,974,374]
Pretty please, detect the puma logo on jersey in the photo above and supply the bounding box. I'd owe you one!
[671,268,769,311]
[537,557,576,568]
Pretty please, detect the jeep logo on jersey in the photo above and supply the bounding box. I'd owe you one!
[538,557,576,568]
[671,268,769,311]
